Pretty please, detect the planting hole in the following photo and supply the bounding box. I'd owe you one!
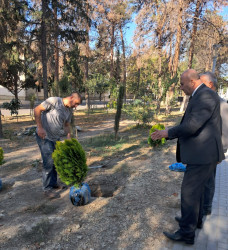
[90,184,117,197]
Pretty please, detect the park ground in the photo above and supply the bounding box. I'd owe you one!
[0,108,184,250]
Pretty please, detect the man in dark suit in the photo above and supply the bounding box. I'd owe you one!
[200,72,228,216]
[151,69,224,244]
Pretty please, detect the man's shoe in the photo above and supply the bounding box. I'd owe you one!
[175,216,203,229]
[53,183,67,190]
[163,230,194,245]
[44,190,60,199]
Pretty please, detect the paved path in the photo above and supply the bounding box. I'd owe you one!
[0,103,107,116]
[169,152,228,250]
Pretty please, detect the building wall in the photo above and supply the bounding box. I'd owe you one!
[0,86,26,100]
[0,86,44,101]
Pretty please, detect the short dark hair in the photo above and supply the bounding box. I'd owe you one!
[200,72,218,90]
[71,92,82,104]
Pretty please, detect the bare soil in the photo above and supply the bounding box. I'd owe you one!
[0,110,184,250]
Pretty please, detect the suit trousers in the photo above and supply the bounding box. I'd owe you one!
[203,166,217,213]
[179,162,216,237]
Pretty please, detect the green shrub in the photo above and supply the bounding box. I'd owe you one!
[2,98,21,116]
[0,147,3,165]
[28,94,36,114]
[28,94,36,107]
[52,138,88,187]
[123,100,153,125]
[148,124,166,147]
[107,100,117,109]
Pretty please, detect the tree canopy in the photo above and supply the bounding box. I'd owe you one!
[0,0,227,106]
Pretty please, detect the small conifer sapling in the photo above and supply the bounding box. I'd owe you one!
[148,124,166,147]
[52,138,88,188]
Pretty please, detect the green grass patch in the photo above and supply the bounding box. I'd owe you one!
[82,130,149,159]
[82,134,127,149]
[82,134,128,157]
[85,108,109,114]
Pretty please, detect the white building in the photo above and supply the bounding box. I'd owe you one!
[0,85,44,101]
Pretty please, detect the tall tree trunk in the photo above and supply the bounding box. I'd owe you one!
[120,25,127,103]
[135,68,140,99]
[172,0,183,76]
[180,0,202,112]
[166,0,183,114]
[41,0,48,100]
[205,40,213,71]
[84,2,90,110]
[168,35,173,72]
[114,85,124,139]
[110,23,115,78]
[0,110,3,138]
[180,95,189,112]
[53,0,59,96]
[14,75,18,101]
[156,32,163,114]
[84,57,90,110]
[188,0,202,68]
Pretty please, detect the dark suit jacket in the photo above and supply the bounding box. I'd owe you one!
[168,84,225,165]
[220,97,228,152]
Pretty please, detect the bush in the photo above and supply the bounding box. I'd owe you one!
[123,99,153,125]
[107,100,117,109]
[52,138,88,187]
[2,99,21,116]
[28,94,36,108]
[148,124,166,147]
[0,147,4,165]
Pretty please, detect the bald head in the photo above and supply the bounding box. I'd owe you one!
[182,69,200,81]
[180,69,202,96]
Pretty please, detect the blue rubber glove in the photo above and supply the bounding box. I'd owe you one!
[169,163,186,172]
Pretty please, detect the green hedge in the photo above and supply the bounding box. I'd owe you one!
[52,139,88,187]
[148,124,166,147]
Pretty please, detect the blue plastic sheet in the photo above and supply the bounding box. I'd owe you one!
[69,183,91,206]
[169,163,186,172]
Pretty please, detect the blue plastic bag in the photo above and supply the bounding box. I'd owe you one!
[69,183,91,206]
[169,163,186,172]
[0,178,2,191]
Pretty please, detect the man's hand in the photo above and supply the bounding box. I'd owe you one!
[37,127,46,139]
[151,129,169,141]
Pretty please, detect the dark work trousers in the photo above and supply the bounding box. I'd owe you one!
[179,162,216,238]
[203,166,217,213]
[36,133,57,191]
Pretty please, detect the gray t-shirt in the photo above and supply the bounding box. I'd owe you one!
[40,97,72,141]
